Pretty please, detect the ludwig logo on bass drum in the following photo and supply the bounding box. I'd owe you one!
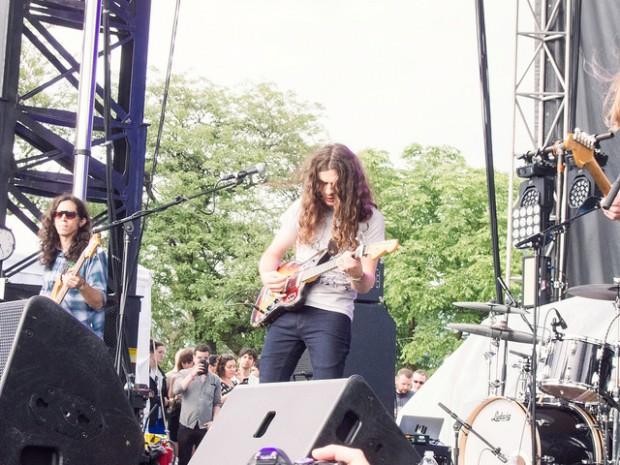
[491,411,511,422]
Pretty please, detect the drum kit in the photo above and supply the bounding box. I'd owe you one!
[444,282,620,465]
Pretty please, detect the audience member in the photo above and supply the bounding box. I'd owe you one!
[166,348,194,453]
[217,354,239,401]
[250,363,260,381]
[412,369,428,394]
[394,367,413,417]
[147,340,168,434]
[208,354,219,375]
[237,347,259,384]
[174,344,221,465]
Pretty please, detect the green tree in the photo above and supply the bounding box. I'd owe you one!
[141,76,323,354]
[360,144,515,371]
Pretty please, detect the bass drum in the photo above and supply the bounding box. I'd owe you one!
[458,397,604,465]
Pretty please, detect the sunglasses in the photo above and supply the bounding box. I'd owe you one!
[54,210,79,220]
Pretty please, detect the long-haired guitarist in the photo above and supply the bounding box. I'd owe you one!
[258,143,385,382]
[38,193,108,338]
[603,72,620,220]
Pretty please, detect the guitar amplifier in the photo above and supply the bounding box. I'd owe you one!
[355,260,384,303]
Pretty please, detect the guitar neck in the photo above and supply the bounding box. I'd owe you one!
[53,259,83,305]
[299,255,343,283]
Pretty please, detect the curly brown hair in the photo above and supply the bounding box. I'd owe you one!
[605,72,620,131]
[38,194,92,268]
[298,143,376,252]
[216,354,236,379]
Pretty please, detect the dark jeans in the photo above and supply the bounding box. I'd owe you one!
[259,306,352,382]
[177,424,207,465]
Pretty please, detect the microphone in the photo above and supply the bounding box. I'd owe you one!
[552,308,567,330]
[220,163,266,181]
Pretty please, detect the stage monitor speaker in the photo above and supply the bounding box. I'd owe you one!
[292,302,396,412]
[191,375,416,465]
[0,296,143,465]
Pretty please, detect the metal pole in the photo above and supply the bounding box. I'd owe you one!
[73,0,103,200]
[474,0,504,305]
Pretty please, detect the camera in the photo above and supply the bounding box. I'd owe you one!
[246,447,337,465]
[197,359,209,375]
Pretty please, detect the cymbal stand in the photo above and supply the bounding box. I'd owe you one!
[509,351,531,403]
[484,336,500,397]
[496,276,519,397]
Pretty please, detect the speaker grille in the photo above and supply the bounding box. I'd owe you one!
[0,299,27,380]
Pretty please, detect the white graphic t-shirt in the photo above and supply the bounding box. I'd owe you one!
[278,199,385,320]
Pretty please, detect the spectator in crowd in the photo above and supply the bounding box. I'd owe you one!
[394,367,413,417]
[174,344,221,465]
[147,340,168,434]
[412,369,428,394]
[237,347,259,384]
[250,362,260,381]
[166,348,194,454]
[208,354,219,374]
[217,354,239,401]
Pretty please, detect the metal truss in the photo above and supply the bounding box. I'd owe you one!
[506,0,574,300]
[0,0,151,295]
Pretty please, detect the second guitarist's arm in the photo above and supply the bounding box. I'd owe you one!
[62,272,105,309]
[65,249,107,310]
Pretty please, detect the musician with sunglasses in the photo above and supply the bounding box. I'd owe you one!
[38,193,107,338]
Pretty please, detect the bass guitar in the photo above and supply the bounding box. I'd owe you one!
[251,239,399,327]
[50,233,101,305]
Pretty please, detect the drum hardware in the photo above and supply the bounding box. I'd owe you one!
[453,302,527,315]
[549,308,567,340]
[447,323,537,345]
[438,401,508,465]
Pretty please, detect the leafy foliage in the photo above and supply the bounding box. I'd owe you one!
[141,76,323,353]
[141,75,516,372]
[361,144,517,371]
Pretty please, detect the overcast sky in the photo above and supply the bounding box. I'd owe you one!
[147,0,518,173]
[7,1,522,257]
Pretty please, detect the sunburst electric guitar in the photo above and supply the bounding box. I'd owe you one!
[50,233,101,305]
[251,239,399,327]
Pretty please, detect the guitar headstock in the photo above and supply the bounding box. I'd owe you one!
[565,128,596,168]
[357,239,400,260]
[83,233,102,259]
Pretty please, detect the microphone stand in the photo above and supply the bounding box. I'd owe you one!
[514,203,599,465]
[92,176,257,377]
[438,402,507,464]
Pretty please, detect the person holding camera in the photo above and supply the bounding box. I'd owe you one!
[174,344,222,465]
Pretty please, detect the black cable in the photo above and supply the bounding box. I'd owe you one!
[145,0,182,204]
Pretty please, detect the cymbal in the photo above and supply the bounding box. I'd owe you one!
[453,302,527,315]
[567,284,620,301]
[447,323,536,344]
